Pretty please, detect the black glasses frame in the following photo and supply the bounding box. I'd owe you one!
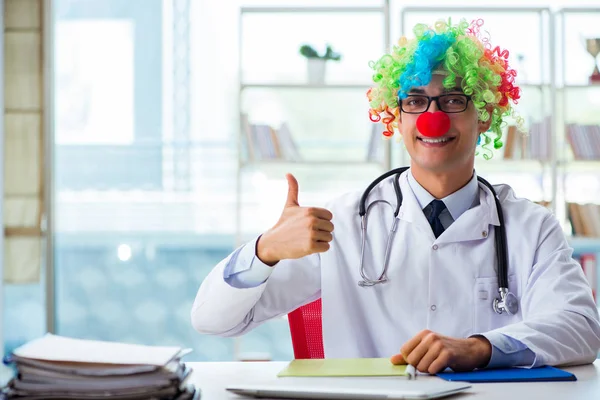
[398,94,472,114]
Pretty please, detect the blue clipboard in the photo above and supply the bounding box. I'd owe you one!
[436,366,576,383]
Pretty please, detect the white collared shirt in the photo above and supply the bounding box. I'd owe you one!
[406,169,479,229]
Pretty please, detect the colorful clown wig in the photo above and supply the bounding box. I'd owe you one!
[367,18,523,158]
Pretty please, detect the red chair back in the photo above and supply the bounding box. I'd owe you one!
[287,298,324,359]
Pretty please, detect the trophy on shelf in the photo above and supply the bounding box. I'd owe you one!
[585,37,600,83]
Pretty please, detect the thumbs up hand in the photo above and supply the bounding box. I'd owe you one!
[256,174,335,266]
[284,173,301,207]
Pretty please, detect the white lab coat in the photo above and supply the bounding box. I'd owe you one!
[191,171,600,366]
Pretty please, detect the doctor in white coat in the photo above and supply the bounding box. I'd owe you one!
[191,19,600,373]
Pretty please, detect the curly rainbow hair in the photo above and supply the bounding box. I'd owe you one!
[367,18,523,158]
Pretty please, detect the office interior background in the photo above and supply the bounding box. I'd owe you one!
[1,0,600,371]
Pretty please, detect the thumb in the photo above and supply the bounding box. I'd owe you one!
[390,353,406,365]
[285,173,299,207]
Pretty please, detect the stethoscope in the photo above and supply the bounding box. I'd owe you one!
[356,166,519,316]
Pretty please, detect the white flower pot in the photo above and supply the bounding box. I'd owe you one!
[307,58,327,85]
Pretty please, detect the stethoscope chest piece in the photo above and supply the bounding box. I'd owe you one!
[493,288,519,315]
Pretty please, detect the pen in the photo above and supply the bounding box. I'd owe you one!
[406,364,416,380]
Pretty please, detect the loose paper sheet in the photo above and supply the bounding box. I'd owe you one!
[277,358,408,377]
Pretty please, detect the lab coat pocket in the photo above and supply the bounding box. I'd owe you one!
[473,275,520,334]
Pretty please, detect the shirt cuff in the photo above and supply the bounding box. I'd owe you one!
[477,331,537,369]
[223,236,275,288]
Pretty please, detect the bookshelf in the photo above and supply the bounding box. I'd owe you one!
[555,8,600,261]
[234,5,600,312]
[236,3,391,247]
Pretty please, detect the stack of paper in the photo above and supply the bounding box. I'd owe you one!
[1,334,199,399]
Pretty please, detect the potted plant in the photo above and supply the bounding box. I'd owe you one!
[299,44,342,84]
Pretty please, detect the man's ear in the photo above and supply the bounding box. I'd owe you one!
[396,112,403,132]
[477,105,494,133]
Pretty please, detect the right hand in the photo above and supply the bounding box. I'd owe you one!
[257,173,334,266]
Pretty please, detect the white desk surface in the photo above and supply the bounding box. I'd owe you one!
[186,360,600,400]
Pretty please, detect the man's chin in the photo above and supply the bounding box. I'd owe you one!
[412,159,455,174]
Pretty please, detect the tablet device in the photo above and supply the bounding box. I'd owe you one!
[226,378,471,399]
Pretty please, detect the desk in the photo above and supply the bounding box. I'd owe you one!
[186,360,600,399]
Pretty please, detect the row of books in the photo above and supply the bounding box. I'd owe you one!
[242,114,302,162]
[242,116,600,164]
[503,118,551,160]
[241,115,385,163]
[503,120,600,161]
[566,124,600,160]
[569,202,600,237]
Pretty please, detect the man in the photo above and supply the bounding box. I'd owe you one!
[191,19,600,373]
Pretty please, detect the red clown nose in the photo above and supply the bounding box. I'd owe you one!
[416,111,451,138]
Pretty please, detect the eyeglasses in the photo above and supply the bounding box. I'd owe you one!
[399,94,472,114]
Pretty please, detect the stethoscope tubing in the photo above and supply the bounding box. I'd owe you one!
[357,167,516,315]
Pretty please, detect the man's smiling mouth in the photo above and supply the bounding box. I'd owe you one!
[417,137,456,144]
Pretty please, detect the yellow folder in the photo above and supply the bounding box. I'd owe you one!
[277,358,408,377]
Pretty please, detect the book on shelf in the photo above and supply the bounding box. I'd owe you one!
[503,125,518,159]
[241,114,301,162]
[277,123,302,161]
[566,124,600,160]
[568,202,600,237]
[503,117,551,161]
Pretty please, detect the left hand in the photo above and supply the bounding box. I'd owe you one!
[390,330,492,374]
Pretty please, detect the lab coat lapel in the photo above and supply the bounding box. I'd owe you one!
[397,172,438,239]
[398,172,501,244]
[435,181,501,245]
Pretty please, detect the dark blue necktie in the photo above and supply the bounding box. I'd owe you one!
[426,200,447,238]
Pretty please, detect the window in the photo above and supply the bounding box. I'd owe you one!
[55,0,164,190]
